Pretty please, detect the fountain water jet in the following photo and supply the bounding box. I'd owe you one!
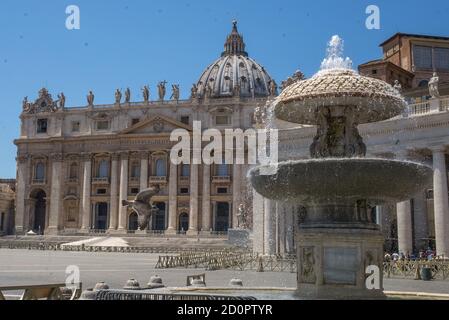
[249,36,433,299]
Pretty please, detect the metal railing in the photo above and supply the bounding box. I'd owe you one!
[92,177,110,184]
[383,260,449,280]
[95,290,257,301]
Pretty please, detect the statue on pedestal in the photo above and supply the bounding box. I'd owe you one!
[22,96,30,112]
[190,84,198,99]
[125,88,131,103]
[158,81,167,101]
[393,80,402,93]
[237,204,248,229]
[170,84,180,101]
[429,72,440,98]
[115,89,122,104]
[122,185,161,231]
[58,93,66,109]
[142,85,150,103]
[87,91,95,106]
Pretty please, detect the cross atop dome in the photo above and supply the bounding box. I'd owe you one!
[222,20,248,57]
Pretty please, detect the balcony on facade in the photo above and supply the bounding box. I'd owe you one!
[129,176,140,186]
[407,96,449,117]
[92,177,110,185]
[179,176,190,184]
[212,176,231,184]
[32,179,46,185]
[149,176,167,184]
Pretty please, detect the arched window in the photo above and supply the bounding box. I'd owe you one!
[35,162,45,181]
[98,160,109,178]
[131,161,140,178]
[217,164,228,176]
[69,163,78,179]
[181,164,190,177]
[156,159,166,177]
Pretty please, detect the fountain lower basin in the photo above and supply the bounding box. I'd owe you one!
[249,158,433,205]
[249,158,433,299]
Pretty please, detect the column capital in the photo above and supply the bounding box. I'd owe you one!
[111,152,121,161]
[16,155,29,164]
[430,146,447,154]
[81,153,93,162]
[139,151,150,160]
[50,153,64,162]
[119,151,129,160]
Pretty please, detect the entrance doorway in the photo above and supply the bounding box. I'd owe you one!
[128,212,138,231]
[179,213,189,232]
[152,203,166,231]
[94,202,108,230]
[215,202,230,232]
[31,190,46,234]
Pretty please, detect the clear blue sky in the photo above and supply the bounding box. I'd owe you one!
[0,0,448,178]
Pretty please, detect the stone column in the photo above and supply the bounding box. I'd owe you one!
[263,198,277,256]
[80,154,92,232]
[108,153,119,231]
[252,189,265,253]
[232,164,241,228]
[187,163,199,235]
[432,149,449,257]
[201,164,211,233]
[166,161,178,235]
[118,152,129,232]
[46,154,63,235]
[140,152,149,191]
[15,155,28,235]
[397,200,413,255]
[413,191,428,251]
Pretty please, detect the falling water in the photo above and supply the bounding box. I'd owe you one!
[319,35,353,73]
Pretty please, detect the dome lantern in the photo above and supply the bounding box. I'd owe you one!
[195,21,275,99]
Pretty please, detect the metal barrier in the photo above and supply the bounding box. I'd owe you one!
[384,261,449,280]
[95,290,257,300]
[0,283,82,300]
[155,250,297,273]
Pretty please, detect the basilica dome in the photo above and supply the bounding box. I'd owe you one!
[195,21,275,99]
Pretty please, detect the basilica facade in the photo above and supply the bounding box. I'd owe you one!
[14,22,273,236]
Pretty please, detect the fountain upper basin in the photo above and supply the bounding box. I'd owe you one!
[249,158,433,205]
[276,69,406,125]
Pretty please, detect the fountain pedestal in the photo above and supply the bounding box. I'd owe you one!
[296,227,384,299]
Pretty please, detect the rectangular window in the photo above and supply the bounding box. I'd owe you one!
[434,47,449,71]
[130,188,139,195]
[413,46,433,70]
[180,187,189,194]
[371,69,377,75]
[217,187,228,194]
[131,118,140,126]
[97,189,107,195]
[215,115,231,126]
[71,121,80,132]
[96,120,110,131]
[180,116,190,125]
[37,119,48,134]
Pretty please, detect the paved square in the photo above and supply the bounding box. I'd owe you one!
[1,249,449,296]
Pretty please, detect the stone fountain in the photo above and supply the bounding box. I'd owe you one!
[249,36,433,299]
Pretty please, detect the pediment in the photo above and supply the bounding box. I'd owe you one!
[120,115,192,135]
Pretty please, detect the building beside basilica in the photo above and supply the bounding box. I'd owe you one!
[11,22,449,259]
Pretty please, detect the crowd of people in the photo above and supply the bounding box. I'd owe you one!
[384,249,445,262]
